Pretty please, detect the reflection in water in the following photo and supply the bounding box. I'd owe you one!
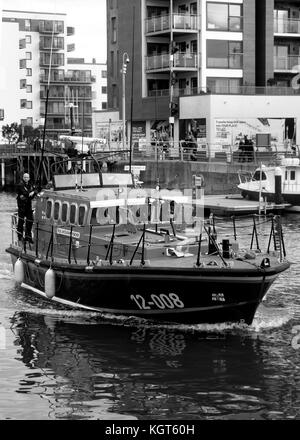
[9,310,291,420]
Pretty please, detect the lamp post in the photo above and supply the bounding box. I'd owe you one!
[121,52,130,149]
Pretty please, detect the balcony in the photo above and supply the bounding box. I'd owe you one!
[146,52,198,71]
[145,13,198,34]
[274,55,300,71]
[40,91,65,99]
[274,18,300,35]
[39,42,64,51]
[67,26,75,36]
[39,23,64,34]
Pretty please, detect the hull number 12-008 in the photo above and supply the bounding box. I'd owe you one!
[130,293,184,310]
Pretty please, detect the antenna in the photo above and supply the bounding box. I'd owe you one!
[129,5,135,174]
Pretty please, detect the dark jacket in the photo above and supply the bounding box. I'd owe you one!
[17,181,36,207]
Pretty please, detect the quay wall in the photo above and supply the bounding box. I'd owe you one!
[113,161,256,194]
[0,156,256,194]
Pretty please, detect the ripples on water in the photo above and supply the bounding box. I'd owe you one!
[0,193,300,420]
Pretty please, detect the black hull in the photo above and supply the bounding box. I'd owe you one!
[7,248,288,326]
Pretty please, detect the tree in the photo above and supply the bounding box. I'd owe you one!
[1,122,20,144]
[23,126,40,145]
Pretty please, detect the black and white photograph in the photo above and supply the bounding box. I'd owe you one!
[0,0,300,428]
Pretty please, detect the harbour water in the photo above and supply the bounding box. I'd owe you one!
[0,191,300,421]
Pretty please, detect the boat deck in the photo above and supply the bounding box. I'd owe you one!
[15,239,281,272]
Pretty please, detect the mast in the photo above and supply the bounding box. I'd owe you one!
[37,24,55,191]
[129,6,135,174]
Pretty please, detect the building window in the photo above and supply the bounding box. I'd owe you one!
[207,40,243,69]
[19,39,26,49]
[25,19,31,31]
[101,86,107,94]
[102,102,107,109]
[27,117,33,125]
[20,79,26,89]
[26,52,32,60]
[110,51,115,77]
[25,35,31,44]
[207,77,242,93]
[112,84,118,108]
[191,77,198,93]
[111,17,117,43]
[26,85,32,93]
[190,2,197,15]
[26,68,32,76]
[101,70,107,78]
[26,101,32,109]
[20,99,27,109]
[0,109,4,121]
[19,59,27,69]
[207,2,243,32]
[191,40,197,53]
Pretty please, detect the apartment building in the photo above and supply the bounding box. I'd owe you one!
[67,57,108,111]
[106,0,300,149]
[0,10,96,138]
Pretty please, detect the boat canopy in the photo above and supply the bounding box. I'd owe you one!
[53,173,134,190]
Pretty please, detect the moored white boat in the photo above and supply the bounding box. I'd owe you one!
[238,157,300,212]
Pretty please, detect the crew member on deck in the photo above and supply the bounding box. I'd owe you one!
[16,173,37,243]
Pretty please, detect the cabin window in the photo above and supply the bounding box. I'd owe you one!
[291,171,296,181]
[70,204,77,225]
[46,200,53,218]
[54,201,60,221]
[91,208,98,225]
[78,205,86,226]
[61,202,68,222]
[253,171,267,181]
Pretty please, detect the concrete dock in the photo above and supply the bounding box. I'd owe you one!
[203,194,290,216]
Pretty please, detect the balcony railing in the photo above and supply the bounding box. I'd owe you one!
[145,13,198,34]
[207,54,243,69]
[274,56,300,70]
[147,85,300,97]
[274,18,300,34]
[40,58,64,67]
[146,52,198,71]
[40,74,92,83]
[39,42,64,51]
[173,13,198,30]
[39,23,64,34]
